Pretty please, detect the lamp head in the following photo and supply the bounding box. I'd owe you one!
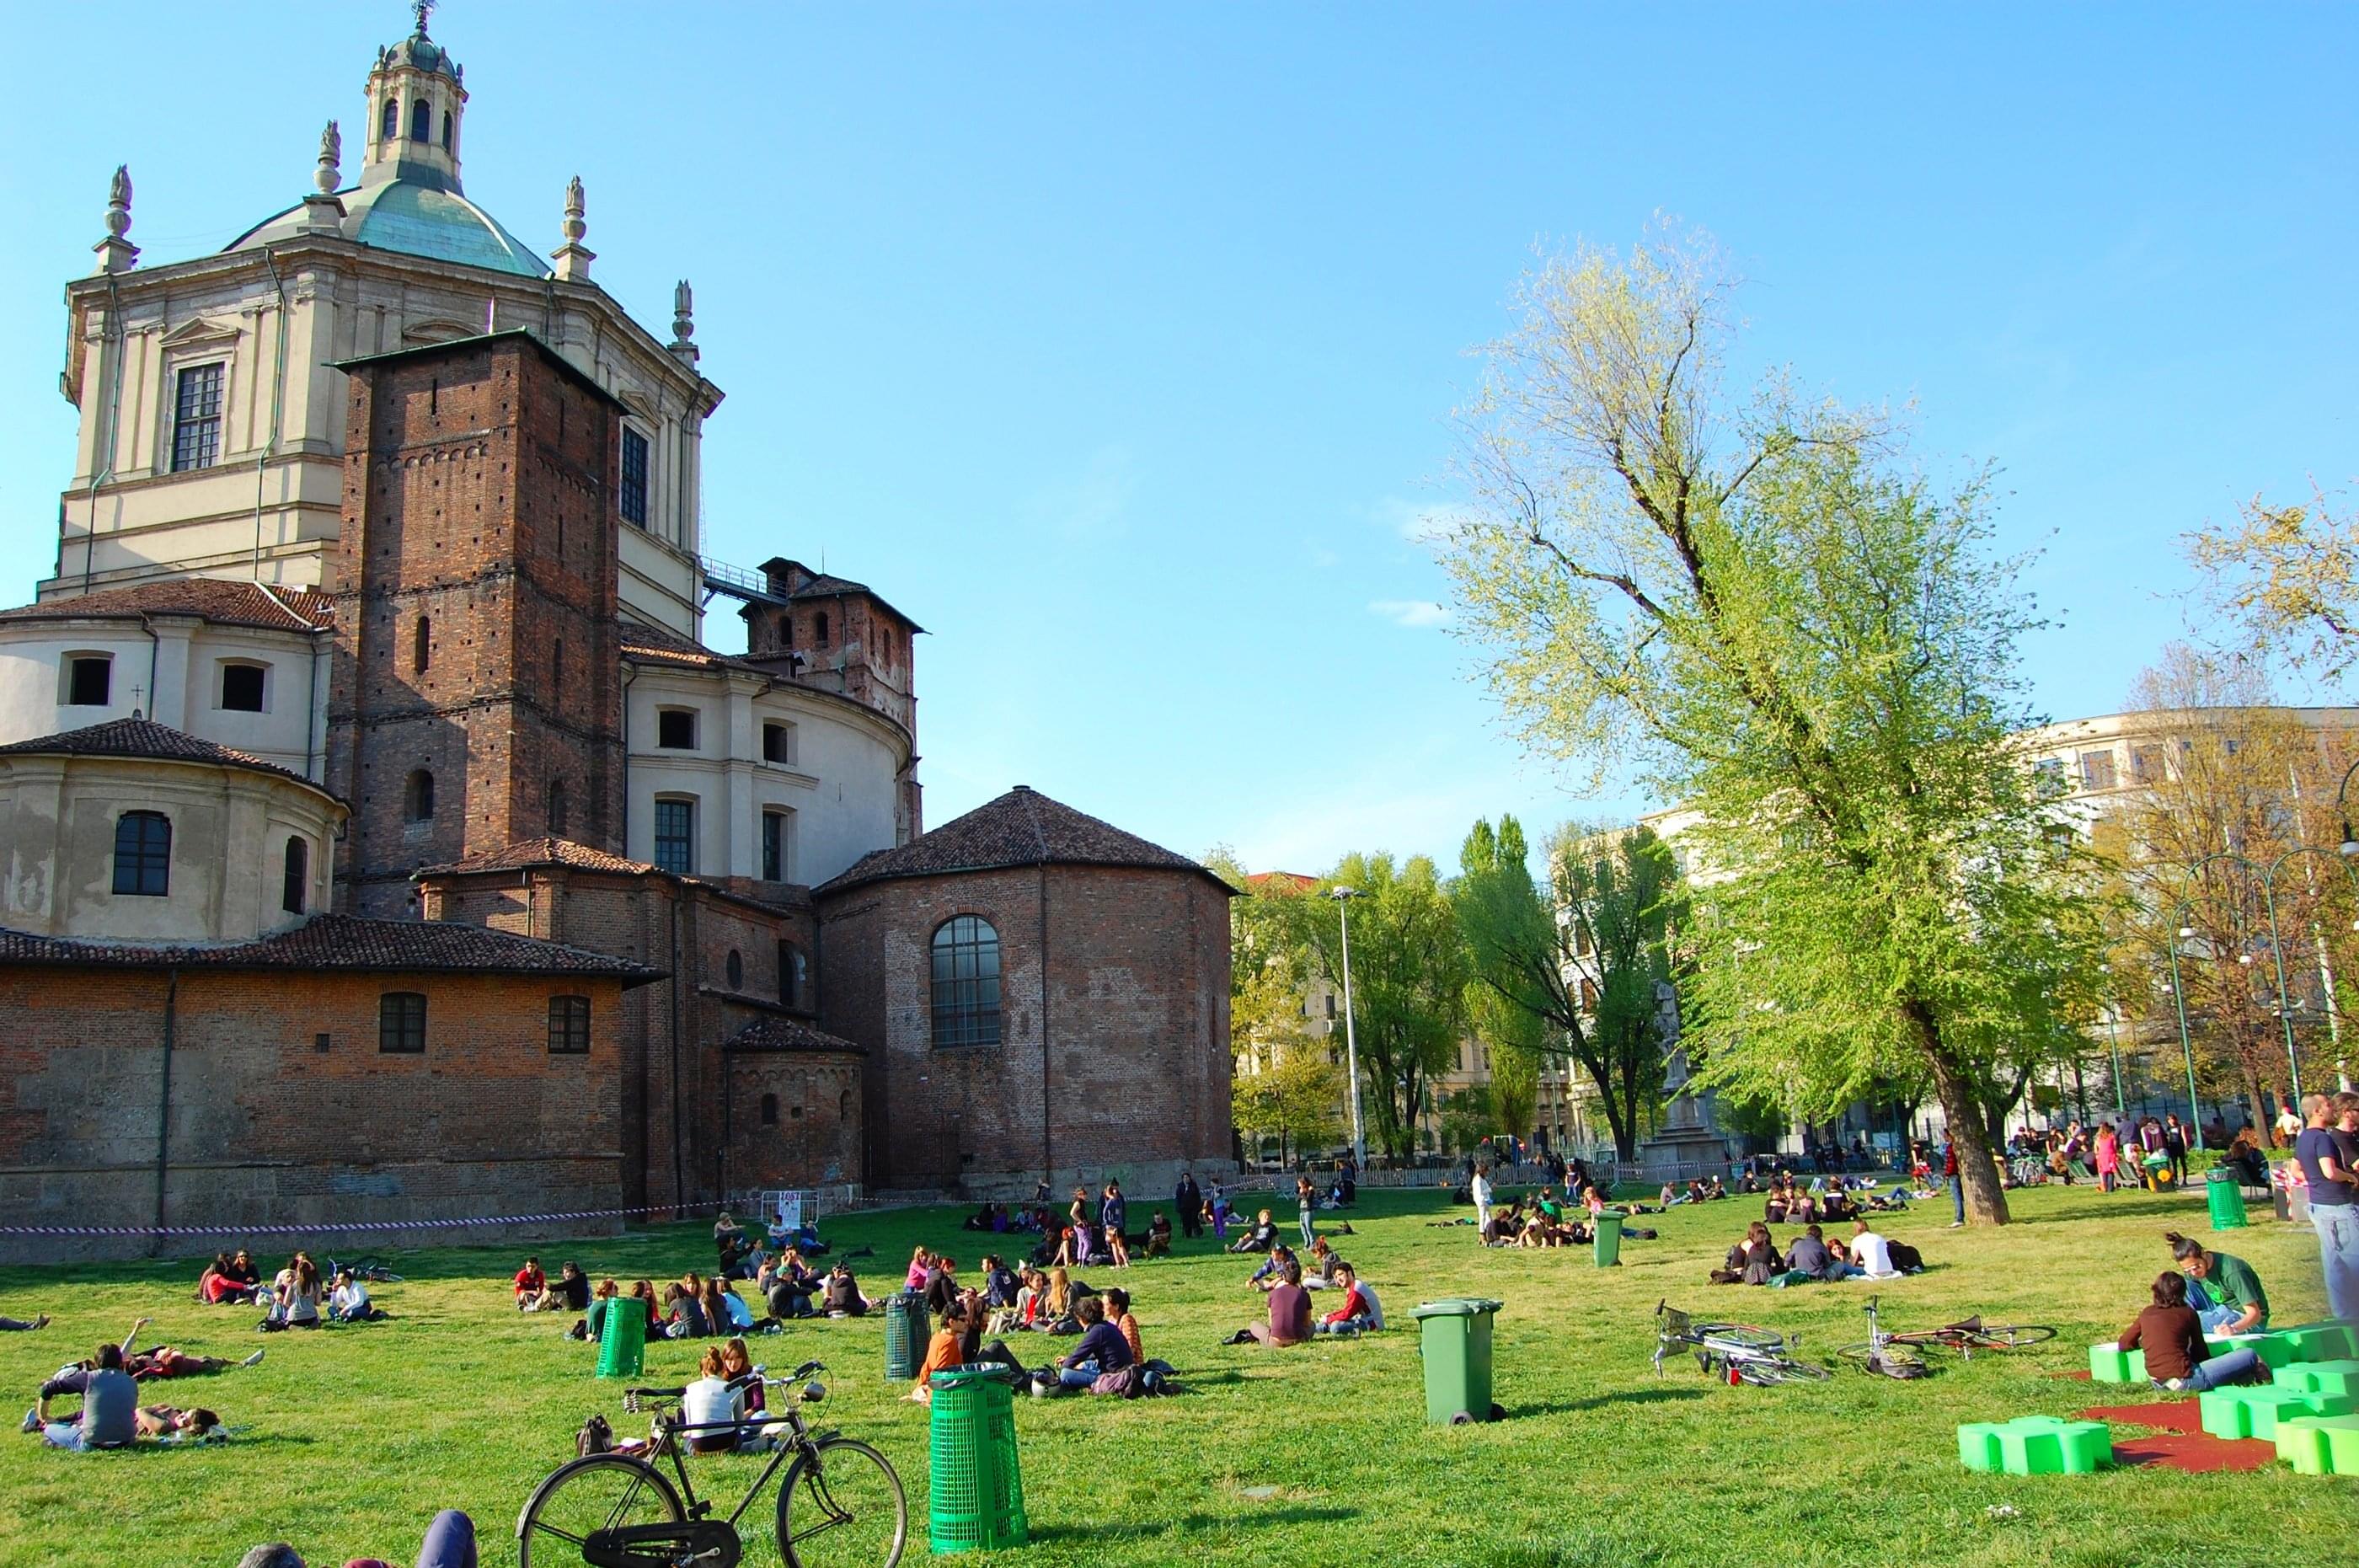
[2176,925,2196,939]
[1329,886,1359,902]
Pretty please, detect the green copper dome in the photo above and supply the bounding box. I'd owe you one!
[225,178,550,279]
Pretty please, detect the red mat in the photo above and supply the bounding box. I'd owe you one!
[2073,1400,2276,1474]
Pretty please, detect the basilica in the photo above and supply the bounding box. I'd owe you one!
[0,12,1233,1258]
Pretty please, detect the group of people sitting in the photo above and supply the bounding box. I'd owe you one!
[1759,1173,1905,1225]
[197,1251,383,1329]
[2116,1228,2276,1393]
[19,1317,265,1451]
[1710,1218,1920,1287]
[1659,1176,1730,1205]
[1226,1240,1384,1344]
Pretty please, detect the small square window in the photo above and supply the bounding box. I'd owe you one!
[220,663,266,713]
[66,656,111,707]
[657,709,696,750]
[378,992,427,1053]
[547,995,591,1054]
[762,722,791,764]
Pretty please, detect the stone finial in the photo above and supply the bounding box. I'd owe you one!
[94,164,138,274]
[315,120,342,195]
[551,175,595,282]
[669,278,699,366]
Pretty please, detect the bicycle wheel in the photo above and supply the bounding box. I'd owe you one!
[1960,1324,2057,1353]
[517,1453,687,1567]
[1696,1324,1785,1355]
[1737,1357,1832,1386]
[778,1437,907,1568]
[1832,1340,1880,1367]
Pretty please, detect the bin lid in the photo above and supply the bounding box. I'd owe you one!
[1410,1298,1505,1319]
[930,1362,1019,1390]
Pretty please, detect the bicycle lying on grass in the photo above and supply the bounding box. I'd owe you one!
[1653,1300,1832,1386]
[319,1255,404,1284]
[1833,1294,2056,1373]
[516,1358,906,1568]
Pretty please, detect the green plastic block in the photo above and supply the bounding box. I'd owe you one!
[2212,1331,2297,1369]
[2197,1386,2357,1441]
[2274,1413,2359,1475]
[2088,1343,2146,1383]
[2272,1359,2359,1400]
[2276,1322,2359,1362]
[1956,1415,2110,1475]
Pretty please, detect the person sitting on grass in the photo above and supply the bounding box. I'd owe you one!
[903,1246,933,1293]
[821,1262,869,1318]
[1143,1212,1173,1259]
[911,1297,973,1404]
[1313,1264,1377,1335]
[1712,1222,1784,1286]
[923,1255,961,1319]
[1102,1287,1173,1389]
[1040,1266,1078,1330]
[580,1279,619,1342]
[221,1249,264,1303]
[1843,1219,1900,1279]
[2164,1231,2269,1335]
[1228,1259,1313,1347]
[664,1281,710,1339]
[717,1336,766,1421]
[1247,1244,1296,1292]
[2119,1271,2262,1393]
[328,1270,385,1324]
[511,1257,547,1310]
[1302,1236,1341,1286]
[264,1255,323,1331]
[1051,1294,1135,1391]
[197,1252,244,1306]
[26,1341,137,1450]
[714,1277,757,1334]
[682,1345,746,1452]
[630,1279,663,1335]
[1230,1209,1279,1255]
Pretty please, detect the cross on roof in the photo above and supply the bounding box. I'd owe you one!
[412,0,436,38]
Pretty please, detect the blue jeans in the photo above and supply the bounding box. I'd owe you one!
[1056,1361,1099,1389]
[2313,1202,2359,1324]
[2182,1278,2251,1334]
[2158,1346,2260,1392]
[1299,1208,1315,1246]
[418,1509,478,1568]
[1313,1316,1369,1335]
[1949,1175,1965,1223]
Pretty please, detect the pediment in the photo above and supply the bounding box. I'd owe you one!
[159,316,241,349]
[401,318,479,345]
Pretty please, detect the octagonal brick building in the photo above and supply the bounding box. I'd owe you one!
[816,787,1234,1196]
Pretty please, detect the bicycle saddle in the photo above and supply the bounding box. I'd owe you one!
[1943,1315,1983,1332]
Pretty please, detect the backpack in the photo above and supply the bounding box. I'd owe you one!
[1887,1240,1924,1274]
[575,1414,614,1458]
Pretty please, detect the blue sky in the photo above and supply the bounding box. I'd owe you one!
[2,3,2352,875]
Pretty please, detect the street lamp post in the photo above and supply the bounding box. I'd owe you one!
[2164,907,2208,1148]
[1329,886,1367,1169]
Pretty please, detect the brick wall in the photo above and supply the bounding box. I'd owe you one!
[722,1052,863,1188]
[326,336,625,918]
[816,864,1233,1195]
[0,963,630,1262]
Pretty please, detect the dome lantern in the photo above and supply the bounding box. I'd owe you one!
[363,1,468,195]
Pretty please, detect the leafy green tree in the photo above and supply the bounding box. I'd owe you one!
[1453,812,1685,1159]
[1437,224,2109,1223]
[1233,1041,1347,1161]
[1271,854,1468,1164]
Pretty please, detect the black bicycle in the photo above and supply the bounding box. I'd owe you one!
[321,1255,404,1284]
[516,1359,906,1568]
[1652,1300,1832,1386]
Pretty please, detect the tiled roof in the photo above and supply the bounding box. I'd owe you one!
[0,913,660,984]
[723,1016,867,1055]
[0,718,334,798]
[420,837,660,877]
[817,786,1230,896]
[0,579,333,633]
[618,618,762,673]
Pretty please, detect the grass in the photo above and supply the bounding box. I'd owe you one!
[0,1180,2346,1568]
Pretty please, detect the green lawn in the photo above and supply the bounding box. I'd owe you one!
[0,1180,2346,1568]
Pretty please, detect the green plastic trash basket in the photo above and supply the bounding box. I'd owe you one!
[928,1364,1029,1555]
[885,1290,929,1382]
[2205,1174,2249,1231]
[595,1295,645,1378]
[1410,1298,1506,1426]
[1592,1209,1627,1268]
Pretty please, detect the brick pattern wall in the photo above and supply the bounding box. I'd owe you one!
[326,338,625,918]
[0,964,629,1261]
[816,864,1233,1193]
[723,1052,863,1188]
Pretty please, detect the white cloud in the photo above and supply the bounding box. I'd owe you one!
[1369,598,1449,629]
[1373,495,1482,545]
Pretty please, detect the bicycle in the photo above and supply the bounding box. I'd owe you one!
[1832,1294,2056,1367]
[321,1256,404,1284]
[516,1359,907,1568]
[1652,1300,1832,1386]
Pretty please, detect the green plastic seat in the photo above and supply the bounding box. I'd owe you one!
[2087,1344,2146,1383]
[2212,1331,2297,1369]
[1955,1415,2110,1474]
[2273,1359,2359,1400]
[2196,1385,2356,1441]
[2276,1322,2359,1362]
[2273,1413,2359,1475]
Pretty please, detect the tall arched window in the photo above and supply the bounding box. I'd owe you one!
[440,110,453,150]
[413,615,431,674]
[410,99,432,142]
[547,779,569,838]
[930,915,1002,1047]
[725,950,744,990]
[405,769,435,822]
[380,97,399,142]
[112,811,172,896]
[281,836,308,914]
[760,1094,778,1127]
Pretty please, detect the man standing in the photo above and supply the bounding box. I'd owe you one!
[2295,1093,2357,1322]
[1174,1170,1202,1239]
[1470,1164,1495,1234]
[1943,1137,1965,1228]
[2163,1114,2190,1187]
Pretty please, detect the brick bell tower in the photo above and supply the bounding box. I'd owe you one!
[325,331,626,916]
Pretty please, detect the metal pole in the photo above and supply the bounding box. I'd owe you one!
[2255,872,2303,1103]
[2105,1002,2128,1118]
[2166,911,2206,1148]
[1335,891,1366,1169]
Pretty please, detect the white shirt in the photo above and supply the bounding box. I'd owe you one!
[1848,1231,1896,1276]
[682,1375,742,1434]
[331,1281,370,1315]
[1357,1281,1385,1330]
[1471,1174,1493,1207]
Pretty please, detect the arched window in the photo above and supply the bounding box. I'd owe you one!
[281,837,308,914]
[380,97,398,143]
[413,615,431,674]
[410,99,431,142]
[112,811,171,896]
[839,1089,851,1121]
[725,950,744,990]
[440,110,453,151]
[930,915,1002,1047]
[760,1093,778,1126]
[547,779,569,838]
[778,939,807,1008]
[405,769,435,822]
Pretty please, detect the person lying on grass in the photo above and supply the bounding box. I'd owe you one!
[2164,1231,2269,1335]
[2119,1271,2263,1394]
[238,1506,479,1568]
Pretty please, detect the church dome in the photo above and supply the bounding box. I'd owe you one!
[224,179,550,277]
[384,31,455,78]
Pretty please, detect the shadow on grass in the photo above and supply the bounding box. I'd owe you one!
[1511,1385,1710,1417]
[1030,1506,1355,1543]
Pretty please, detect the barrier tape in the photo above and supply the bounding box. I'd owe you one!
[0,1198,736,1239]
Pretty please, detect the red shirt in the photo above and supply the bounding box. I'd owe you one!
[514,1266,545,1296]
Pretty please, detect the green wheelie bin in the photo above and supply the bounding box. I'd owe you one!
[928,1363,1029,1554]
[2206,1171,2249,1231]
[1410,1298,1506,1425]
[1593,1208,1627,1268]
[594,1292,645,1378]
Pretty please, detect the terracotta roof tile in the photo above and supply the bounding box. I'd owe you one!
[0,717,335,798]
[420,837,660,877]
[723,1016,867,1055]
[816,786,1229,896]
[0,580,332,632]
[0,912,660,983]
[618,618,761,673]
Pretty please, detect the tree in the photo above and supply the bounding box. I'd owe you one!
[1454,817,1551,1143]
[1232,1041,1347,1161]
[2187,486,2359,684]
[1436,222,2109,1223]
[1271,853,1468,1164]
[1452,812,1685,1159]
